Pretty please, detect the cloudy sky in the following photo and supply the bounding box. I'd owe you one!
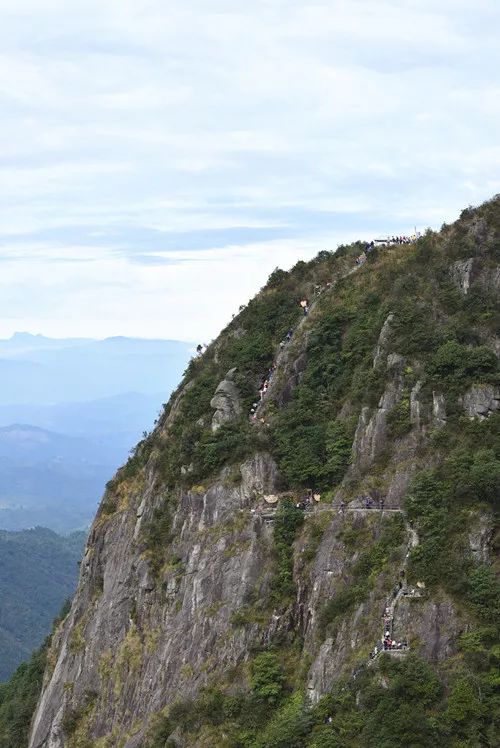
[1,0,499,342]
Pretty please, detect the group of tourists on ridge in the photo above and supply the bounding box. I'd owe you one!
[355,232,419,267]
[384,234,418,244]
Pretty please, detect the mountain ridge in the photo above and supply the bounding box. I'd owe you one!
[15,197,500,747]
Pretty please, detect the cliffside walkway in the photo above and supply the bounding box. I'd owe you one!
[249,259,364,423]
[367,519,423,667]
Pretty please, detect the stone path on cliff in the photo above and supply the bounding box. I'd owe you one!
[246,239,423,673]
[366,519,423,667]
[249,259,363,423]
[248,234,419,423]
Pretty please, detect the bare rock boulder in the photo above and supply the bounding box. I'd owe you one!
[449,258,475,295]
[432,391,447,428]
[210,367,242,431]
[373,312,395,368]
[462,384,500,420]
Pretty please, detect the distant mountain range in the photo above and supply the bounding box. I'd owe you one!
[0,391,163,447]
[0,333,192,531]
[0,424,115,532]
[0,332,193,404]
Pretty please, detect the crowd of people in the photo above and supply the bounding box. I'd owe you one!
[354,232,419,267]
[377,234,419,245]
[369,570,410,661]
[337,493,385,514]
[249,318,298,421]
[371,638,408,657]
[249,357,280,422]
[295,489,321,511]
[360,492,385,510]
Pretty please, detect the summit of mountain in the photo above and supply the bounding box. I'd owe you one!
[7,196,500,748]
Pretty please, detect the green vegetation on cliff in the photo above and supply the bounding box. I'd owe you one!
[0,527,85,681]
[140,198,500,747]
[11,197,500,747]
[0,601,70,748]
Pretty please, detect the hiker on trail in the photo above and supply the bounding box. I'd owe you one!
[286,328,293,341]
[380,497,385,511]
[196,344,203,355]
[340,500,346,514]
[300,299,309,316]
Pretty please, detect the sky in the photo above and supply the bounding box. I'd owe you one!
[1,0,500,342]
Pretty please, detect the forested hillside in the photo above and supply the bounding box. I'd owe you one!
[7,197,500,747]
[0,603,69,748]
[0,528,84,680]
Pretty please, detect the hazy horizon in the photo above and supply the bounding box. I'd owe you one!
[1,330,195,343]
[2,1,500,341]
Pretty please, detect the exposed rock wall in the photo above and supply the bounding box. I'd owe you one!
[28,222,500,747]
[210,367,242,431]
[462,384,500,420]
[29,453,279,748]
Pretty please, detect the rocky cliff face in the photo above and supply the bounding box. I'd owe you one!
[29,199,500,748]
[30,451,279,748]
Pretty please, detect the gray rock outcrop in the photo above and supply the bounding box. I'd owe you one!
[480,265,500,294]
[351,353,405,472]
[210,367,242,431]
[449,258,475,294]
[432,391,447,428]
[29,453,279,748]
[373,312,395,369]
[449,257,500,296]
[468,511,493,563]
[462,384,500,420]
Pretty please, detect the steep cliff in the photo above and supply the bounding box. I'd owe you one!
[28,198,500,748]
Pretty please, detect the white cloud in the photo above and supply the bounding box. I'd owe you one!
[0,0,498,338]
[0,234,362,340]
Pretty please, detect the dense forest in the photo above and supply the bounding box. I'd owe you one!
[0,528,84,680]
